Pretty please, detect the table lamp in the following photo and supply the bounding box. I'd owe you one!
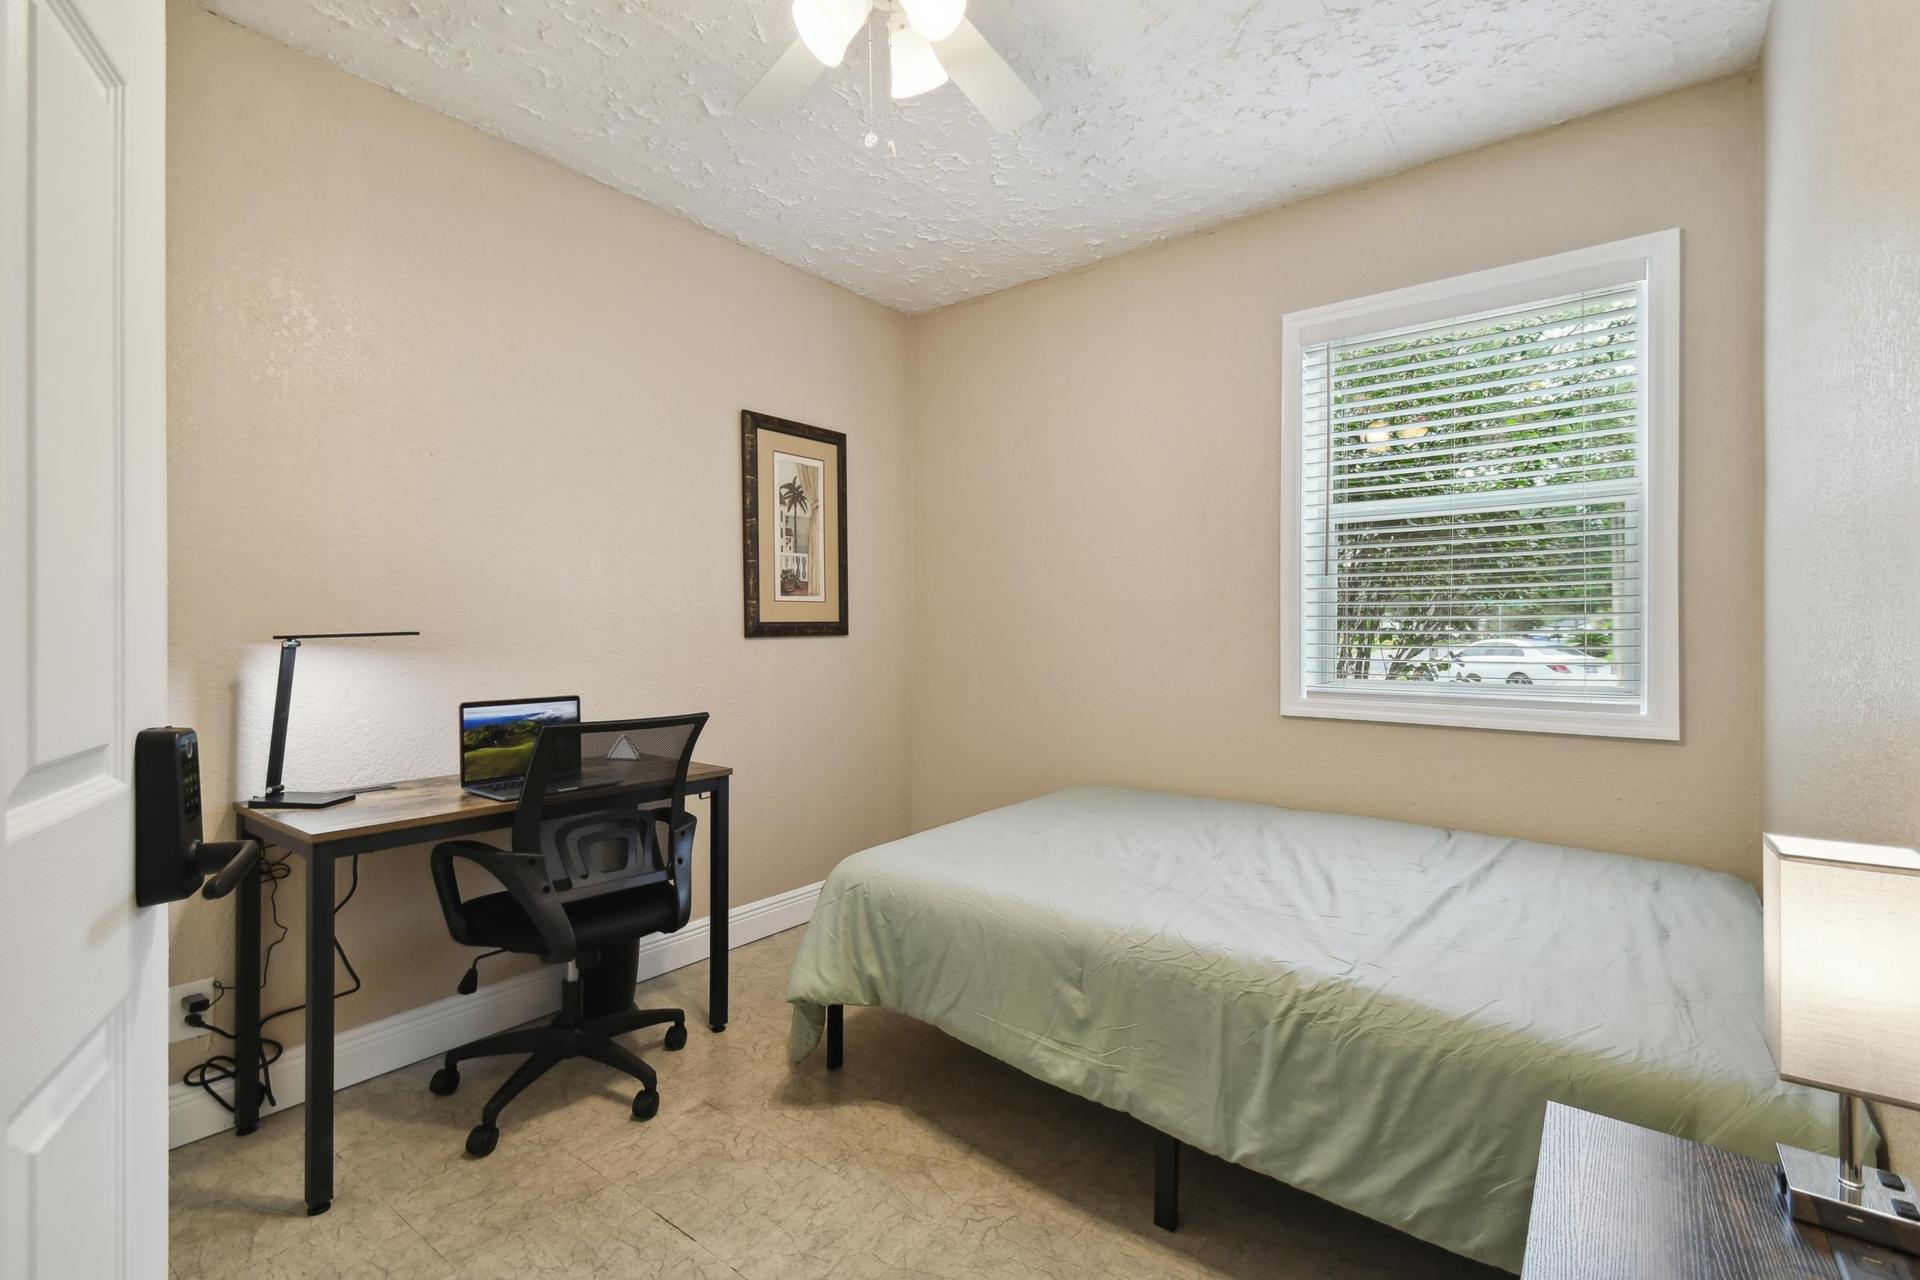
[1764,832,1920,1255]
[247,631,419,810]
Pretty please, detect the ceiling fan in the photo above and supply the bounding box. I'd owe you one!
[741,0,1042,132]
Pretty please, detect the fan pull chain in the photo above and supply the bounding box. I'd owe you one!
[863,16,878,148]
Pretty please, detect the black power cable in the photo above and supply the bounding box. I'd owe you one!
[180,851,365,1116]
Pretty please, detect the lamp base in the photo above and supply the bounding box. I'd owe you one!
[247,782,398,810]
[247,789,356,810]
[1778,1143,1920,1256]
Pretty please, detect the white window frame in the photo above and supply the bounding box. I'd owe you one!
[1280,230,1681,740]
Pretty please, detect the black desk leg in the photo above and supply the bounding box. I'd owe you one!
[303,850,335,1217]
[709,777,729,1032]
[232,852,262,1136]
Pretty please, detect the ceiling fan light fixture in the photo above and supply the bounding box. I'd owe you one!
[888,25,949,99]
[899,0,966,43]
[793,0,870,68]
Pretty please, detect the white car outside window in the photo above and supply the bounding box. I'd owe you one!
[1449,641,1619,690]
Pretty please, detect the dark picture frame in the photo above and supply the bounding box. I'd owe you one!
[741,410,848,637]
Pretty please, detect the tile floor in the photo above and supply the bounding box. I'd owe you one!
[169,927,1505,1279]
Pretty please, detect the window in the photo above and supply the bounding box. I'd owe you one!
[1280,232,1679,739]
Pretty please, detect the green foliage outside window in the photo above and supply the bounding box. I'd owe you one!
[1323,295,1638,683]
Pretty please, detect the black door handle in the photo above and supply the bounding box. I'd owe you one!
[194,839,262,900]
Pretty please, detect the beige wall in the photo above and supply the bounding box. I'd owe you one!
[909,75,1766,881]
[1761,0,1920,1173]
[166,3,913,1070]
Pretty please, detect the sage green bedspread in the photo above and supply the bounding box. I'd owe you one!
[785,787,1836,1271]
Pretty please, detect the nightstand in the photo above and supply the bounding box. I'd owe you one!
[1522,1102,1917,1279]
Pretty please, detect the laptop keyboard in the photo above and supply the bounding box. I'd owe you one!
[470,777,592,801]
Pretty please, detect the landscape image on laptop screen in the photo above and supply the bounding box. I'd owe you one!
[462,699,578,782]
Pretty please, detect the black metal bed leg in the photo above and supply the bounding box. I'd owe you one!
[826,1004,843,1071]
[1154,1131,1180,1232]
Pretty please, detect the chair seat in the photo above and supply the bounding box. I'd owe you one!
[461,881,680,957]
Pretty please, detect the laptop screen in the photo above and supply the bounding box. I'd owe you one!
[460,697,580,783]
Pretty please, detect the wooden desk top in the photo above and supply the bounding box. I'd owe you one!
[235,760,731,853]
[1522,1103,1889,1280]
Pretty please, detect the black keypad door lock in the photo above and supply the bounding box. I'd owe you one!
[134,727,262,906]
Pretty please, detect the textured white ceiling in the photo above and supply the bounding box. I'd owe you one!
[199,0,1770,314]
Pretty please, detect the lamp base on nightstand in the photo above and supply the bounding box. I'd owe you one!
[1778,1143,1920,1256]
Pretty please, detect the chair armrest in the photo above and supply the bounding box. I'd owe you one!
[430,839,577,963]
[641,809,698,932]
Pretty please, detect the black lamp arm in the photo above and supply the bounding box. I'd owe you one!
[262,638,300,797]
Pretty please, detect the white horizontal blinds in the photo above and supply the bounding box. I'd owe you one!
[1299,283,1645,701]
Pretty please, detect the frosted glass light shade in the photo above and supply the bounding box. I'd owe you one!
[889,26,948,99]
[1763,833,1920,1107]
[794,0,869,68]
[899,0,965,42]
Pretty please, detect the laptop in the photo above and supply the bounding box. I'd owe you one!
[459,696,590,801]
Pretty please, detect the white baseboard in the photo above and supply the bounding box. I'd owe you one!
[168,880,821,1149]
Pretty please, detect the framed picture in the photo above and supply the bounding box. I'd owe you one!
[741,410,848,637]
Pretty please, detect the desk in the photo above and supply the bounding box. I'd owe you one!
[232,761,733,1216]
[1522,1102,1912,1279]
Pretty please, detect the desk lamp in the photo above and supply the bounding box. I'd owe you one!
[1764,833,1920,1255]
[247,631,419,810]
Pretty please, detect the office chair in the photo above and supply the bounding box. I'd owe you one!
[426,713,709,1157]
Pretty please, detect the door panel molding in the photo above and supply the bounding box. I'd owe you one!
[2,1013,126,1280]
[3,774,123,844]
[15,0,126,804]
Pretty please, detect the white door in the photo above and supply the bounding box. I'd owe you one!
[0,0,168,1274]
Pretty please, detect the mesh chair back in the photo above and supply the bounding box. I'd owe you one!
[512,714,708,904]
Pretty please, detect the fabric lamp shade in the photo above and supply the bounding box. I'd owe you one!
[1764,833,1920,1107]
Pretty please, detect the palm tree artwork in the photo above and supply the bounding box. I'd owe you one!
[778,475,810,537]
[776,470,816,598]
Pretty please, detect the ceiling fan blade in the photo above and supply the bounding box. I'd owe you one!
[933,18,1041,132]
[741,38,827,118]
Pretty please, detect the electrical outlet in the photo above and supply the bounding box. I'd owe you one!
[168,978,218,1043]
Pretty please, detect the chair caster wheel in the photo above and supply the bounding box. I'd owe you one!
[632,1089,660,1121]
[429,1066,460,1096]
[466,1123,499,1157]
[664,1024,688,1052]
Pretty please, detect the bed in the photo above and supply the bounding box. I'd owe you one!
[784,786,1838,1272]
